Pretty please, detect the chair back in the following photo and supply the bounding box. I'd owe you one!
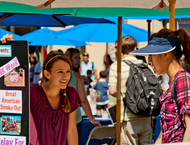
[86,125,116,145]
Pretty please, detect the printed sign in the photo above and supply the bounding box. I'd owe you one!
[0,57,20,78]
[0,45,11,57]
[0,90,22,114]
[0,135,26,145]
[0,41,29,144]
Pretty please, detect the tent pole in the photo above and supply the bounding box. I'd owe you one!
[168,0,176,30]
[44,0,55,7]
[105,43,108,72]
[147,20,151,39]
[116,17,122,145]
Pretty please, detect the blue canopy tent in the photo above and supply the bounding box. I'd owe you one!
[21,28,87,46]
[55,18,151,43]
[0,14,114,27]
[0,2,114,27]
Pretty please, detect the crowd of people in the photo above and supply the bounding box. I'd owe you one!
[1,26,190,145]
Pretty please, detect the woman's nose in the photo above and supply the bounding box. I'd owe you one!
[62,72,70,79]
[62,72,67,78]
[148,56,152,64]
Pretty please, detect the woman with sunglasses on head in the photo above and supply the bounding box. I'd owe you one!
[130,28,190,144]
[1,34,81,145]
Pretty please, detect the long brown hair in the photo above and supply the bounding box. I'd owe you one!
[151,28,190,65]
[42,51,72,113]
[103,54,113,66]
[65,48,80,72]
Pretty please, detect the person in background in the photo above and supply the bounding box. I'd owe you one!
[86,70,94,104]
[103,54,113,82]
[93,71,109,116]
[116,39,146,63]
[81,52,97,81]
[29,54,41,84]
[109,36,152,145]
[65,48,101,141]
[87,70,93,88]
[180,54,190,72]
[130,28,190,144]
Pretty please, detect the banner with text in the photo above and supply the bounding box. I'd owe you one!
[0,41,29,144]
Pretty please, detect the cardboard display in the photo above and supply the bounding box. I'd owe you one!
[0,41,29,145]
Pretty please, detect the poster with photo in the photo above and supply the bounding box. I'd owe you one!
[0,41,29,144]
[5,68,25,87]
[1,115,21,135]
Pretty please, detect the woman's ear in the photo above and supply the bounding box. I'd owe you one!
[44,70,50,80]
[164,53,169,60]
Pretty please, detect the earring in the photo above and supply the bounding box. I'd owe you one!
[46,79,51,85]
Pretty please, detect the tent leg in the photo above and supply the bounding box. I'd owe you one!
[168,0,176,30]
[147,20,151,39]
[116,16,122,145]
[105,43,108,72]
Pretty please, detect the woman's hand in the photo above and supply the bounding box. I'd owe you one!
[1,34,13,43]
[96,96,101,101]
[91,120,102,127]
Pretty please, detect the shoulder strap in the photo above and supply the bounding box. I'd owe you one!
[92,62,94,70]
[123,60,134,67]
[123,60,148,82]
[171,77,177,102]
[171,75,185,138]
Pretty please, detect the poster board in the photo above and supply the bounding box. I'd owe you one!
[0,41,29,145]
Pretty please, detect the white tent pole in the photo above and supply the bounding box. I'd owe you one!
[116,16,122,145]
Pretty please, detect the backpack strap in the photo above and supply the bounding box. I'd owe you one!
[171,76,185,139]
[122,60,137,74]
[171,78,177,102]
[123,60,134,67]
[92,62,94,70]
[123,60,148,83]
[91,61,94,76]
[122,60,133,122]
